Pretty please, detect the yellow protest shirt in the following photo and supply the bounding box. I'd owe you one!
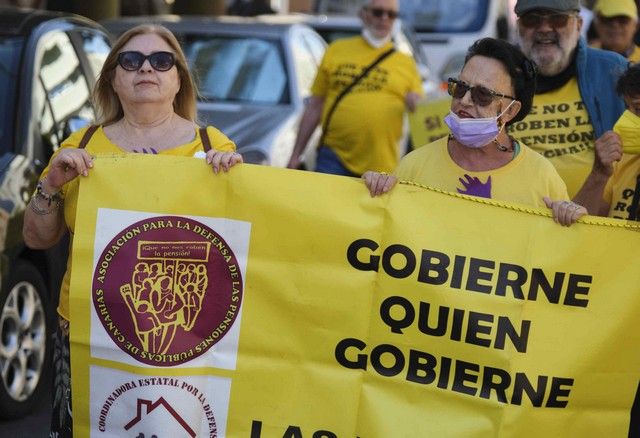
[395,136,569,207]
[604,154,640,219]
[40,125,236,321]
[508,78,594,198]
[312,36,423,175]
[590,41,640,63]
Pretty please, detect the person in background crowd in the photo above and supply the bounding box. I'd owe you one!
[287,0,423,177]
[507,0,628,203]
[592,0,640,63]
[572,64,640,219]
[22,24,241,438]
[363,38,586,226]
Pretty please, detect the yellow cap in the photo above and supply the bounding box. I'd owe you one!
[594,0,638,19]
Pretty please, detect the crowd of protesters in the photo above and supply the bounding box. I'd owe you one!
[19,0,640,436]
[302,0,640,224]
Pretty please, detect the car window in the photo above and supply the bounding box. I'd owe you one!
[78,30,111,80]
[184,36,289,105]
[316,29,356,44]
[34,30,94,155]
[316,0,491,33]
[400,0,490,32]
[0,37,22,154]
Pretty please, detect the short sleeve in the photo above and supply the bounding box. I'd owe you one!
[205,126,236,152]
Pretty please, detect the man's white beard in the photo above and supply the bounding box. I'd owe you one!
[362,28,392,48]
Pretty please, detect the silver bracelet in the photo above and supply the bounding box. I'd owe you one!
[35,179,63,207]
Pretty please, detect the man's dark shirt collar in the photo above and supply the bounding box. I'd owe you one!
[535,50,578,94]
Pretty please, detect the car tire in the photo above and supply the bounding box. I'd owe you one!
[0,259,52,419]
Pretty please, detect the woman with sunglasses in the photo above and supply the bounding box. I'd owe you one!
[22,24,241,437]
[363,37,586,226]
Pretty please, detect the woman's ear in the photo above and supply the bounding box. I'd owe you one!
[500,100,521,125]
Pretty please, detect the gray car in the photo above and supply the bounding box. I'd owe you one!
[103,16,327,167]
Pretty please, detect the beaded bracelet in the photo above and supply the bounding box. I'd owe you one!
[35,179,63,207]
[29,195,60,215]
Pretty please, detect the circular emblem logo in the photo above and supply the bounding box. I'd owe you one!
[92,216,243,366]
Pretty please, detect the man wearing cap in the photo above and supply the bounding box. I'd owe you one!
[508,0,629,205]
[592,0,640,63]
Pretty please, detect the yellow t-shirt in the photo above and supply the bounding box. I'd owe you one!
[395,137,569,208]
[590,41,640,63]
[312,36,423,175]
[508,78,594,198]
[40,125,236,321]
[604,153,640,219]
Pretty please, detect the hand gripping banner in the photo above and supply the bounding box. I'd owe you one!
[70,154,640,437]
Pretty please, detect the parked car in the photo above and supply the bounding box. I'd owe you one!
[103,15,327,167]
[0,7,111,419]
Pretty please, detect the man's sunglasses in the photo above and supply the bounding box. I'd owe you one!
[367,7,399,19]
[447,78,516,107]
[117,51,176,71]
[518,12,576,29]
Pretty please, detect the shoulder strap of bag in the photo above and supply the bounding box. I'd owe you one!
[199,126,212,152]
[319,47,396,145]
[78,125,99,149]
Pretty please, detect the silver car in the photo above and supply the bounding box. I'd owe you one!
[103,16,327,167]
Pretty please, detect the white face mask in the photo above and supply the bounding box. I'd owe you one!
[444,100,516,149]
[362,28,392,48]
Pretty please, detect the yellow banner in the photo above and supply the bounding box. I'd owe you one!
[409,96,451,148]
[70,154,640,437]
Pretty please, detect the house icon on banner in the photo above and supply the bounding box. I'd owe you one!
[124,397,197,438]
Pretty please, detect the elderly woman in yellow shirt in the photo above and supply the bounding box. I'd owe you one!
[22,24,242,437]
[363,38,586,226]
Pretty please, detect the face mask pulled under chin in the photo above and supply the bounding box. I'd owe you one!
[614,110,640,154]
[362,28,392,48]
[444,101,515,149]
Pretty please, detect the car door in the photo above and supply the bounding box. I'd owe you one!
[290,26,326,103]
[288,26,326,168]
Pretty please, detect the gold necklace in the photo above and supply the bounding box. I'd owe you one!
[120,116,175,153]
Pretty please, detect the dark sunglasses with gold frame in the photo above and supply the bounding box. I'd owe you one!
[447,78,516,107]
[518,12,578,29]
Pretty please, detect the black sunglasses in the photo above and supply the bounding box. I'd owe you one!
[447,78,516,107]
[117,51,176,72]
[367,7,399,19]
[518,12,576,29]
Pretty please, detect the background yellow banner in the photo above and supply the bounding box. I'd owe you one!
[71,154,640,437]
[409,96,451,147]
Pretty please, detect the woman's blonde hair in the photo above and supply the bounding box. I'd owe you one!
[93,24,197,125]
